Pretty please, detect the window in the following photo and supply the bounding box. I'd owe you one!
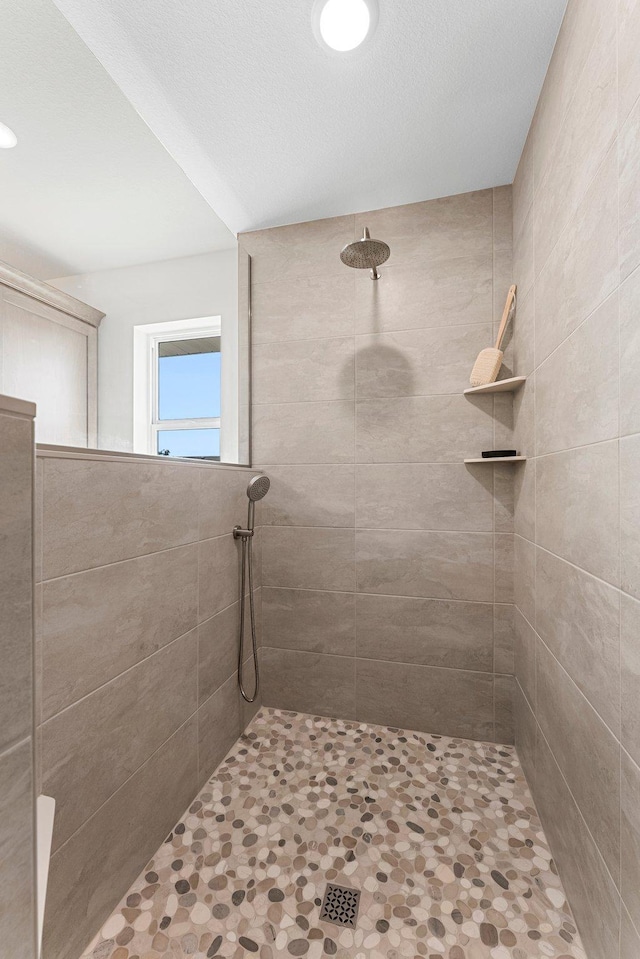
[133,317,222,459]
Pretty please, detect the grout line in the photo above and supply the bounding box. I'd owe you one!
[262,645,500,677]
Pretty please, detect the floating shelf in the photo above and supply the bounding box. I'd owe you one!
[464,375,527,395]
[464,456,527,464]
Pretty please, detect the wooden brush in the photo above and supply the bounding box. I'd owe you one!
[469,285,517,387]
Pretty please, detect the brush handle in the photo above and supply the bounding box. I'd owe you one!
[494,285,517,351]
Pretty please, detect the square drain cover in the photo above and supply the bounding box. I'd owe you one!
[320,883,361,928]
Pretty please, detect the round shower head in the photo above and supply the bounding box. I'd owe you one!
[340,227,390,279]
[247,475,270,501]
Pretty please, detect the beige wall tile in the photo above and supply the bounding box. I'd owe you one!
[42,544,198,720]
[44,718,198,959]
[618,0,640,125]
[536,548,620,733]
[198,468,253,541]
[494,464,515,533]
[262,587,355,656]
[495,533,514,604]
[197,674,242,784]
[512,204,534,299]
[356,594,493,672]
[536,442,619,586]
[514,607,537,710]
[619,99,640,281]
[494,673,515,744]
[494,603,515,674]
[253,401,355,465]
[535,293,619,455]
[536,641,620,883]
[198,602,240,704]
[356,529,493,602]
[42,631,197,852]
[620,266,640,436]
[260,465,355,528]
[513,459,535,541]
[512,129,534,242]
[356,659,494,741]
[253,336,355,405]
[355,463,494,532]
[514,534,536,627]
[241,215,355,284]
[198,534,242,624]
[621,747,640,931]
[356,395,493,464]
[621,434,640,599]
[621,591,640,767]
[621,906,640,959]
[262,647,355,719]
[251,272,355,345]
[514,682,536,788]
[512,288,535,377]
[42,459,200,578]
[262,526,355,591]
[0,740,35,959]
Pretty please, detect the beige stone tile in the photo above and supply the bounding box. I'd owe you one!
[514,459,535,541]
[355,463,494,532]
[356,659,494,741]
[622,591,640,767]
[42,458,200,579]
[262,587,355,656]
[514,682,536,789]
[535,293,619,455]
[262,526,355,591]
[620,100,640,281]
[495,533,514,604]
[43,630,197,852]
[253,401,355,465]
[198,534,241,623]
[536,641,620,883]
[494,464,514,534]
[492,393,514,451]
[356,395,493,464]
[0,413,33,752]
[513,373,534,461]
[619,0,640,125]
[260,465,355,528]
[355,324,490,399]
[535,146,618,365]
[42,544,198,720]
[44,718,197,959]
[536,441,619,586]
[494,603,515,674]
[197,674,242,783]
[494,674,515,744]
[533,730,620,959]
[514,534,536,627]
[356,593,493,672]
[620,905,640,959]
[253,336,355,405]
[620,266,640,436]
[512,127,534,242]
[241,215,355,284]
[250,271,355,345]
[353,255,493,335]
[355,190,493,265]
[512,203,534,299]
[356,529,493,602]
[621,747,640,933]
[198,601,241,704]
[536,548,620,733]
[512,288,534,377]
[262,648,355,719]
[198,467,254,541]
[621,434,640,599]
[514,606,537,710]
[0,740,35,959]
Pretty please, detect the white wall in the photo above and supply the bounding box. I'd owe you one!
[51,249,239,458]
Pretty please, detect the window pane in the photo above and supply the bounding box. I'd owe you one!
[158,347,221,420]
[157,428,220,459]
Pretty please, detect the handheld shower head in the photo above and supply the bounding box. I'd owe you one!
[340,227,390,280]
[247,475,270,501]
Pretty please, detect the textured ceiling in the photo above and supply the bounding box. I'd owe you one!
[50,0,567,235]
[0,0,234,279]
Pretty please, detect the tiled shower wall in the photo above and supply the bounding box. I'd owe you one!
[35,450,261,959]
[512,0,640,957]
[242,186,516,743]
[0,396,36,959]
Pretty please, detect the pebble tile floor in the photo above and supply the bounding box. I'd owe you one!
[83,708,586,959]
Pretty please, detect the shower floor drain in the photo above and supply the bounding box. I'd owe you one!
[319,883,361,928]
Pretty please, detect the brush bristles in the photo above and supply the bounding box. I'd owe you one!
[469,348,503,387]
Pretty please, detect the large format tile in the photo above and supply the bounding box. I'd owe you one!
[0,740,35,959]
[355,463,493,532]
[536,442,619,586]
[42,459,200,578]
[619,0,640,126]
[197,674,242,783]
[536,642,620,884]
[621,434,640,599]
[44,718,198,959]
[621,906,640,959]
[514,606,537,710]
[495,533,514,604]
[494,603,515,674]
[250,271,355,344]
[42,544,198,719]
[620,265,640,436]
[262,587,355,656]
[241,215,355,284]
[0,412,33,752]
[535,293,619,456]
[198,601,241,704]
[355,593,493,671]
[621,747,640,933]
[514,682,536,789]
[495,673,515,744]
[620,97,640,281]
[536,548,620,733]
[356,659,494,740]
[262,526,355,591]
[198,534,242,623]
[253,336,355,405]
[253,401,354,465]
[514,534,536,626]
[42,631,197,851]
[260,464,355,528]
[356,529,494,602]
[261,648,355,718]
[356,395,493,463]
[198,468,253,541]
[621,591,640,768]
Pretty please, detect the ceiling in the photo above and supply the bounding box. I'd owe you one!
[49,0,567,235]
[0,0,235,280]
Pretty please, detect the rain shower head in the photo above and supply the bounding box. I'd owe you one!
[247,475,270,501]
[340,227,390,280]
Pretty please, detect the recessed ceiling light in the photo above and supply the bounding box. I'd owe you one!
[313,0,378,53]
[0,121,17,149]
